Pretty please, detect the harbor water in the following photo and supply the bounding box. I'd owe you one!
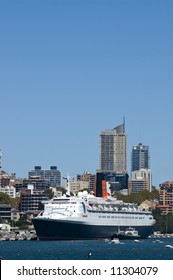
[1,238,173,260]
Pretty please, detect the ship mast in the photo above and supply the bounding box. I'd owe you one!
[63,174,71,197]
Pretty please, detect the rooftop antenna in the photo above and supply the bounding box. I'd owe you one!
[139,133,142,144]
[123,116,125,133]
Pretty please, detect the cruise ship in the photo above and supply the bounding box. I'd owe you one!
[32,191,155,240]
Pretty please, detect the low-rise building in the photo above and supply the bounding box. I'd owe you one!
[19,189,49,212]
[12,178,50,193]
[0,170,10,187]
[130,169,152,192]
[0,223,11,233]
[11,208,20,221]
[77,171,96,192]
[0,204,12,221]
[64,179,89,194]
[128,178,148,194]
[0,185,16,198]
[157,181,173,214]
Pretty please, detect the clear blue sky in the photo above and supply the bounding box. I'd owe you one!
[0,0,172,187]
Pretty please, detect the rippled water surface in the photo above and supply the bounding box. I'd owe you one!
[1,238,173,260]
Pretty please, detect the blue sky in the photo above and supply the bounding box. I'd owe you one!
[0,0,172,187]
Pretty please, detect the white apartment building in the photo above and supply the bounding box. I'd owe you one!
[0,185,16,198]
[65,179,89,194]
[129,169,152,193]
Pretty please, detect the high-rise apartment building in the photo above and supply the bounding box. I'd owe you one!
[28,166,61,187]
[130,143,152,192]
[99,122,127,173]
[19,189,49,212]
[131,143,149,172]
[96,121,128,197]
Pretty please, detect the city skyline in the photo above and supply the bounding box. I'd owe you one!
[0,1,172,187]
[0,129,168,189]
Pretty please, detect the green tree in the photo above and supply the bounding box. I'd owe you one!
[0,193,11,204]
[15,214,30,229]
[149,189,159,200]
[165,213,173,234]
[115,190,159,205]
[152,209,173,233]
[43,189,54,199]
[10,197,20,210]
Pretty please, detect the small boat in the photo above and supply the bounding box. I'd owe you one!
[104,238,109,242]
[112,227,140,240]
[133,239,140,243]
[165,244,173,249]
[111,238,120,244]
[153,239,163,243]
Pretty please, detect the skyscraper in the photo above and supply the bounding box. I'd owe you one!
[130,143,152,192]
[131,143,149,172]
[96,121,128,196]
[99,122,127,173]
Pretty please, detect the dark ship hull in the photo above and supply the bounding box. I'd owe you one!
[32,217,154,241]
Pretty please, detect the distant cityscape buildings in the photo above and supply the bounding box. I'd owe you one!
[97,122,152,196]
[77,171,96,193]
[131,143,150,172]
[0,119,173,217]
[99,121,127,173]
[157,181,173,214]
[129,169,152,193]
[96,120,128,197]
[130,143,152,193]
[96,171,129,197]
[19,189,49,212]
[64,171,96,195]
[28,166,61,187]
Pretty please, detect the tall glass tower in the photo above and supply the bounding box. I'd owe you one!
[131,143,149,172]
[99,121,127,173]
